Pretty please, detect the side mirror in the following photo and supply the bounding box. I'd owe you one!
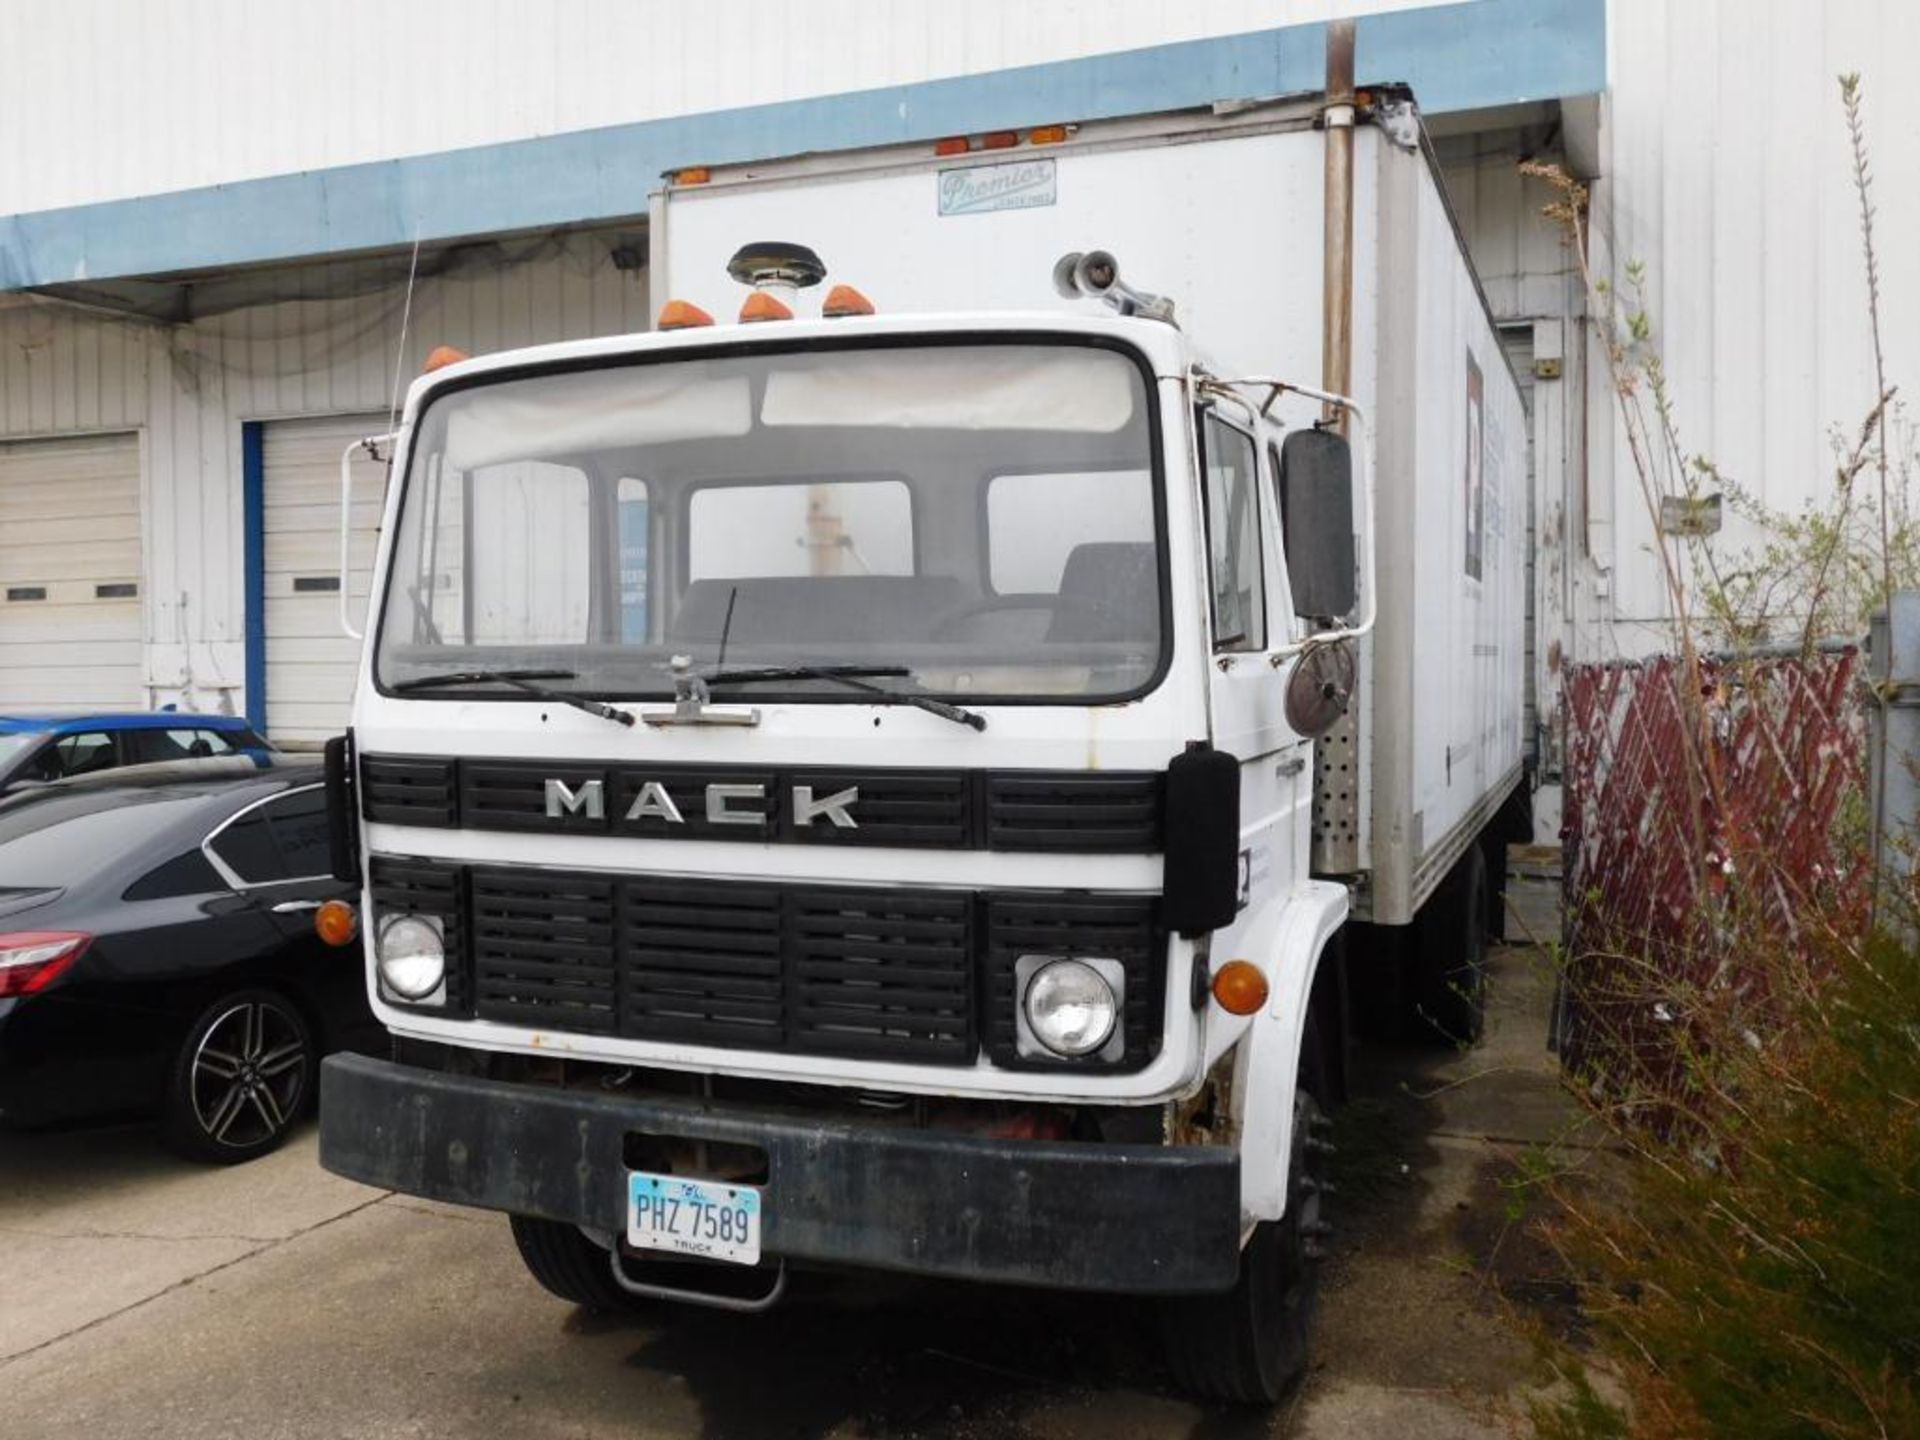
[1279,428,1357,622]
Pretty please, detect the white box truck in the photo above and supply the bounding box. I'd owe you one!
[318,84,1527,1403]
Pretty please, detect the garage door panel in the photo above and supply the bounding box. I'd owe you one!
[0,513,141,548]
[267,659,364,704]
[0,433,143,711]
[0,604,147,642]
[263,415,385,743]
[264,500,387,538]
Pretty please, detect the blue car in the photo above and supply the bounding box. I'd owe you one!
[0,713,274,794]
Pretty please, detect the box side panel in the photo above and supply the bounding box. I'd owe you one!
[1368,140,1527,924]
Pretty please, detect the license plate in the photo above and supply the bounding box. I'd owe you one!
[626,1171,763,1266]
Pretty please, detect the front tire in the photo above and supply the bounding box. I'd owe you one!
[161,988,313,1164]
[1160,1032,1332,1404]
[509,1215,649,1315]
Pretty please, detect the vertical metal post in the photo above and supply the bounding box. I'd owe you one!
[1312,18,1363,878]
[1321,18,1356,436]
[1869,591,1920,931]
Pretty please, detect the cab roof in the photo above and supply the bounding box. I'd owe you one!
[402,310,1200,426]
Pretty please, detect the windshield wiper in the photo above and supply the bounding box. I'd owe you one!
[703,665,987,732]
[388,668,637,728]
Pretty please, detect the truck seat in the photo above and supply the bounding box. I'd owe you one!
[1045,542,1159,643]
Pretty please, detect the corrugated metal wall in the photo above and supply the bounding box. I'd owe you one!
[0,238,649,712]
[1590,0,1920,647]
[0,0,1427,216]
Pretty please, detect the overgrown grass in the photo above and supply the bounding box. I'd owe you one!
[1534,932,1920,1438]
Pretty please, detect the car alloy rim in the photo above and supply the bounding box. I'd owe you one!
[190,1000,307,1147]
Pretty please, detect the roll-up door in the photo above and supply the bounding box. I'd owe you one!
[263,415,386,744]
[0,433,143,713]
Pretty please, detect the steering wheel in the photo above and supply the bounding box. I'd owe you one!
[927,592,1104,641]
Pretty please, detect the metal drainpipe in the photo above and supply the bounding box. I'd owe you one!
[1321,18,1356,435]
[1311,18,1363,879]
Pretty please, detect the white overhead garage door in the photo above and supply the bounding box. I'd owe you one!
[0,433,144,714]
[263,414,387,745]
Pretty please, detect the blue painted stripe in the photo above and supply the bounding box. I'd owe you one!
[241,422,267,734]
[0,0,1603,291]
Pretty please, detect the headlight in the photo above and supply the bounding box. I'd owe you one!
[376,914,445,1001]
[1022,958,1120,1058]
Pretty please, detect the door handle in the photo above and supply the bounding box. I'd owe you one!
[1277,755,1308,778]
[272,899,322,914]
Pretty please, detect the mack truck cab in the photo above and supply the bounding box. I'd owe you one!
[319,89,1527,1407]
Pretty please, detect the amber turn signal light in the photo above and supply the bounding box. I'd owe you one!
[422,344,469,373]
[822,284,875,318]
[315,900,358,948]
[656,299,715,330]
[1211,959,1269,1015]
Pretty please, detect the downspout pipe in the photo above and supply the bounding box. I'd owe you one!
[1321,18,1357,435]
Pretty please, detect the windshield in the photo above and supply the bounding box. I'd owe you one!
[374,341,1164,703]
[0,733,37,770]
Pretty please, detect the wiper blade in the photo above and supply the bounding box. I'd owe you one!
[388,668,636,728]
[704,665,987,733]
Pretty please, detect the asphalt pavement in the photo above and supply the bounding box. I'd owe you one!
[0,876,1578,1440]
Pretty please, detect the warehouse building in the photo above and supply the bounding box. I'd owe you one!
[0,0,1913,801]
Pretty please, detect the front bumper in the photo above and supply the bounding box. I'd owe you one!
[320,1053,1241,1294]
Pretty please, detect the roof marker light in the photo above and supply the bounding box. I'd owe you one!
[980,130,1018,150]
[423,345,469,373]
[672,166,712,185]
[821,284,875,318]
[1028,124,1071,145]
[657,299,715,330]
[933,136,970,156]
[739,290,794,323]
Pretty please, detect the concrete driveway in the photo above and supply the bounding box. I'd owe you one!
[0,878,1576,1440]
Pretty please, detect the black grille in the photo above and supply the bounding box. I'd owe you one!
[471,869,618,1032]
[360,756,457,827]
[368,856,469,1012]
[983,894,1165,1071]
[363,756,1164,852]
[623,880,784,1046]
[396,861,1159,1070]
[985,772,1164,852]
[789,889,973,1060]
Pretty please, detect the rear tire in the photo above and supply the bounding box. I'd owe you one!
[509,1214,648,1315]
[1414,845,1490,1046]
[1161,1029,1332,1404]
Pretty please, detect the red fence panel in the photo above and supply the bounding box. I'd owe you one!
[1559,650,1869,1084]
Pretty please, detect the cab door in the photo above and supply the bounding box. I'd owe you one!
[1199,410,1311,925]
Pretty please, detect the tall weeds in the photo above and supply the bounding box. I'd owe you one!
[1522,75,1920,1440]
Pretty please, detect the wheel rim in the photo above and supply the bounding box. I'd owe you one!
[190,1000,307,1148]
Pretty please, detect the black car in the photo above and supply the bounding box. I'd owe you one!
[0,757,375,1162]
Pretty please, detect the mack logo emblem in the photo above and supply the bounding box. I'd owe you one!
[543,778,859,829]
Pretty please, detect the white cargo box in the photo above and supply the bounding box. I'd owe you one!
[652,94,1527,925]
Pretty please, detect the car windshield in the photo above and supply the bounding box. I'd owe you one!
[0,733,37,769]
[0,789,204,888]
[374,341,1164,702]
